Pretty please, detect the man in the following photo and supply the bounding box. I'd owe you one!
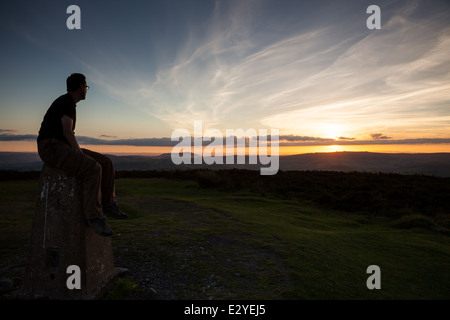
[37,73,127,237]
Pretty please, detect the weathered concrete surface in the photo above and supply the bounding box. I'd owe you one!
[23,164,125,299]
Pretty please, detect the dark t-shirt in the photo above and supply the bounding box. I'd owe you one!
[37,93,76,143]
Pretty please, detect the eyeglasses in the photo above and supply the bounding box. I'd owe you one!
[84,85,90,91]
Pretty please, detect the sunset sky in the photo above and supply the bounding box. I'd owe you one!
[1,0,450,155]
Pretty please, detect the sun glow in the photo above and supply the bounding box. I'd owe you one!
[319,123,351,140]
[327,145,344,152]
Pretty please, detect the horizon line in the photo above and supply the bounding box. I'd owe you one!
[1,134,450,147]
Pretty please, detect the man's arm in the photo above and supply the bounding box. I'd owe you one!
[61,115,82,152]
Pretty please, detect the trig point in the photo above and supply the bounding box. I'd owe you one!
[22,164,126,299]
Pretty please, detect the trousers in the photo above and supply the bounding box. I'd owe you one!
[37,139,116,220]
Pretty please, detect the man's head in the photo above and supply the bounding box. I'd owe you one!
[67,73,88,102]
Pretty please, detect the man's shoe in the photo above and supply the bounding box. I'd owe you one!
[88,216,113,237]
[104,203,128,219]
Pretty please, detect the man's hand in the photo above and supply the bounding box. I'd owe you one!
[61,115,82,152]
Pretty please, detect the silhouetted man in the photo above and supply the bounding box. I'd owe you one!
[37,73,127,237]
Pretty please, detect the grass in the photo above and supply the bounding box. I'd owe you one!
[1,173,450,299]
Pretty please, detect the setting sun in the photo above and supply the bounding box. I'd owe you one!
[320,123,350,140]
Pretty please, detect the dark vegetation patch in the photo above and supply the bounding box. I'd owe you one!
[114,169,450,226]
[2,169,449,226]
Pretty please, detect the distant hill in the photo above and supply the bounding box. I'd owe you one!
[0,152,42,171]
[280,152,450,177]
[1,151,450,177]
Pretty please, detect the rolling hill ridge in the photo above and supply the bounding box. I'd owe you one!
[1,151,450,177]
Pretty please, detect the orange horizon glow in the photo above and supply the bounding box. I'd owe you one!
[1,141,450,156]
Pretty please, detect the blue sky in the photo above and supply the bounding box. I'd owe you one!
[1,0,450,150]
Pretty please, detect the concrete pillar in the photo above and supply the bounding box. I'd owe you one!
[23,164,125,299]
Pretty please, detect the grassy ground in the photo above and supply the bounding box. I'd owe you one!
[1,174,449,299]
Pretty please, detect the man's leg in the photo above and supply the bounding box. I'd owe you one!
[81,148,116,208]
[81,148,128,219]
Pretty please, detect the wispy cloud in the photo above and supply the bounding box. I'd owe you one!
[370,133,391,140]
[76,136,176,146]
[134,26,349,132]
[0,129,19,134]
[76,1,450,141]
[81,1,344,132]
[261,10,450,138]
[99,134,117,139]
[0,134,36,141]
